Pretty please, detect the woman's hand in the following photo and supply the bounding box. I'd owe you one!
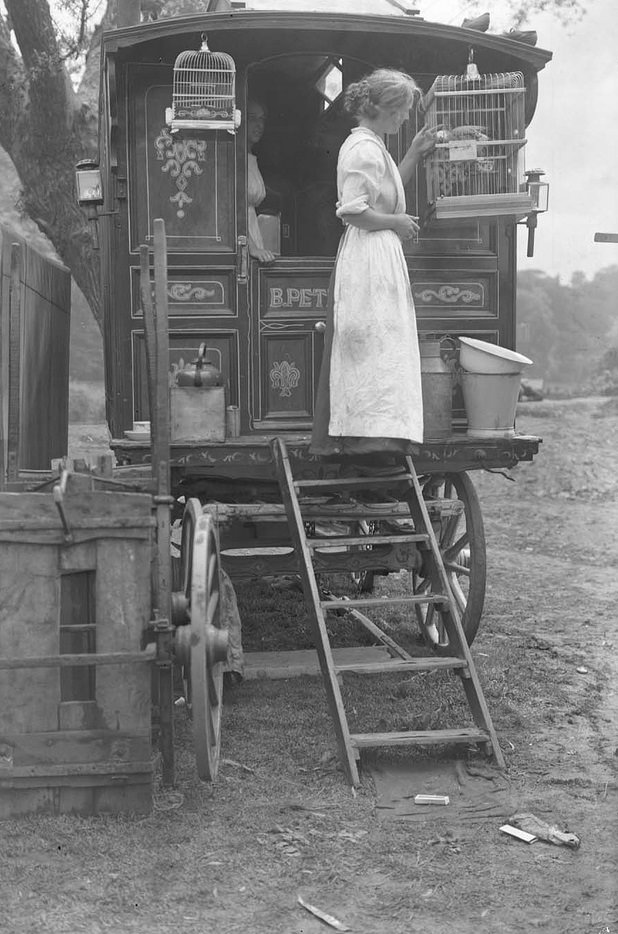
[249,245,276,264]
[392,213,420,241]
[408,124,438,159]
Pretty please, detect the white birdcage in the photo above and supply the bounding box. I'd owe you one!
[423,61,534,219]
[168,34,239,133]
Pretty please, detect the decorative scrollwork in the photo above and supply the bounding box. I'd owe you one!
[270,360,301,398]
[416,284,483,305]
[154,127,207,219]
[169,282,223,304]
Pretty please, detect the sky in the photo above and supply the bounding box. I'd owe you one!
[5,0,617,282]
[248,0,618,283]
[412,0,618,283]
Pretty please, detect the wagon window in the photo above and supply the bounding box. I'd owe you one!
[315,59,343,113]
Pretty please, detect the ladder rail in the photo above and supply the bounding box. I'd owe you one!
[272,438,360,785]
[271,438,505,783]
[404,458,505,768]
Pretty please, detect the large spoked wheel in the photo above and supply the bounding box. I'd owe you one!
[176,501,228,782]
[414,472,486,654]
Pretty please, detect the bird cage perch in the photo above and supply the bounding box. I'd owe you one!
[167,34,240,133]
[422,59,534,220]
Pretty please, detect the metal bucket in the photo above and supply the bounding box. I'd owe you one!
[460,372,522,438]
[420,340,453,440]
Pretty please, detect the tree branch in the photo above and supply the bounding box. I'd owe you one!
[0,13,28,152]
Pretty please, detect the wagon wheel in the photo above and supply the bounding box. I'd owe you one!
[176,503,228,782]
[414,472,486,654]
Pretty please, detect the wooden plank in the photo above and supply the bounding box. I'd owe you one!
[307,533,427,548]
[95,534,153,732]
[1,762,152,779]
[1,729,151,767]
[0,649,155,670]
[321,594,447,610]
[350,728,490,748]
[205,499,463,522]
[6,242,22,482]
[243,646,392,680]
[151,219,174,787]
[335,657,466,674]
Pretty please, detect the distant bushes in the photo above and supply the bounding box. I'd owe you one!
[69,380,105,423]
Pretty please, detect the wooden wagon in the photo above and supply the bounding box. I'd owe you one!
[2,1,553,808]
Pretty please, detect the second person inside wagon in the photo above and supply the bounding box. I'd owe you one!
[310,68,436,466]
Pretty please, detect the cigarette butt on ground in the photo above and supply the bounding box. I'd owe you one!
[499,824,538,844]
[414,794,450,806]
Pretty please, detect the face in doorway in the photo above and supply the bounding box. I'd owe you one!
[247,101,267,149]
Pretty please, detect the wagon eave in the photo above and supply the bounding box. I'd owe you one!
[100,11,552,73]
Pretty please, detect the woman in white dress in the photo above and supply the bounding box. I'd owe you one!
[311,69,436,464]
[247,100,276,264]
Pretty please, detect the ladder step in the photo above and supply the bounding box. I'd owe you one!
[307,533,427,548]
[350,728,490,749]
[335,657,467,674]
[321,594,448,610]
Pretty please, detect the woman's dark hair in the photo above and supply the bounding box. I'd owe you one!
[344,68,420,120]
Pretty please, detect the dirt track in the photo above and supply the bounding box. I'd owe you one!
[3,398,617,934]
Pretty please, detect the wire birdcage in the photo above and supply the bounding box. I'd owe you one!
[423,61,534,219]
[169,34,238,133]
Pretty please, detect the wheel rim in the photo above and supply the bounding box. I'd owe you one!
[178,504,228,782]
[414,472,486,652]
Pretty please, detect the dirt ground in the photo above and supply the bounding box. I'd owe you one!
[2,398,617,934]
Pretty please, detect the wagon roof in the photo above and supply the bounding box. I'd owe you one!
[102,8,553,73]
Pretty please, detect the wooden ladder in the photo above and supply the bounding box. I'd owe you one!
[272,436,505,787]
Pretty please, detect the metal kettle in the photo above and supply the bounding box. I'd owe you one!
[175,343,222,388]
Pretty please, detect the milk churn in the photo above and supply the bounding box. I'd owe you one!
[420,339,453,439]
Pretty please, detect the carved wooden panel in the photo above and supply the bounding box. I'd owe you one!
[259,333,313,422]
[132,330,239,420]
[259,267,331,319]
[130,267,236,318]
[411,277,496,318]
[129,74,235,252]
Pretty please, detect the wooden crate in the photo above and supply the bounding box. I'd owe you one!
[0,489,155,817]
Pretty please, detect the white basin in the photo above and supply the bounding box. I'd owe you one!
[458,336,533,374]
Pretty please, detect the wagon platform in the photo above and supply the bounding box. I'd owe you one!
[111,431,541,484]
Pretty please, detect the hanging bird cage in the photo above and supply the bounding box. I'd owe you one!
[168,34,239,133]
[422,59,534,219]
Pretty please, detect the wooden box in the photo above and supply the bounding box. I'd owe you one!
[0,490,155,818]
[170,385,226,442]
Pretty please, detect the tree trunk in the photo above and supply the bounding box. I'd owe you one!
[0,0,105,331]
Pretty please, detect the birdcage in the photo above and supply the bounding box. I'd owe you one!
[168,35,239,133]
[423,61,534,220]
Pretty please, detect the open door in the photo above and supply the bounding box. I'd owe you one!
[112,63,249,433]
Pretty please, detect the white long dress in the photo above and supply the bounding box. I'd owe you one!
[327,127,423,443]
[248,152,266,250]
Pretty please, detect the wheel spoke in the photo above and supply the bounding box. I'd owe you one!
[414,472,486,654]
[443,531,469,562]
[445,561,471,577]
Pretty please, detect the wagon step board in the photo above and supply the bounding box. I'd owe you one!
[335,657,467,674]
[272,437,505,787]
[351,728,490,749]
